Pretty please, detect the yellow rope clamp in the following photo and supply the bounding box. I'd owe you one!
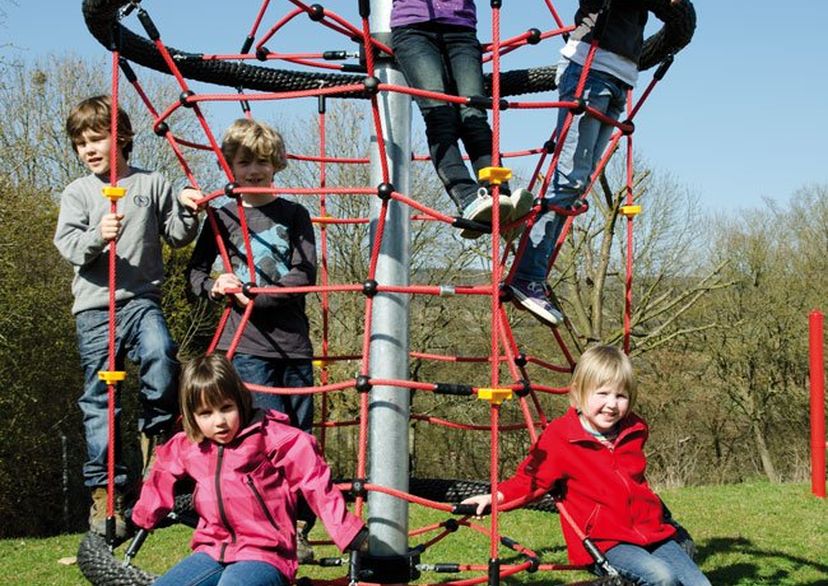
[477,387,513,405]
[98,370,126,385]
[478,166,512,186]
[620,204,642,218]
[101,186,127,200]
[312,359,329,369]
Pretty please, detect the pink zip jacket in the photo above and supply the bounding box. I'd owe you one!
[132,409,365,581]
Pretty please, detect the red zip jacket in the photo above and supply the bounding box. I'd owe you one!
[498,407,675,566]
[132,409,364,581]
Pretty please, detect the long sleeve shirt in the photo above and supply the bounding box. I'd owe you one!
[53,168,199,314]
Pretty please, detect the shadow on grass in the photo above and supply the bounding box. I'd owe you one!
[696,536,828,586]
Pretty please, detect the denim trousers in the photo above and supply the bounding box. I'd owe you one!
[231,353,316,528]
[604,539,711,586]
[515,60,628,282]
[392,24,503,211]
[154,552,287,586]
[231,354,314,433]
[75,297,180,488]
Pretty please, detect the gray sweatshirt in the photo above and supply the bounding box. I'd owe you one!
[54,167,199,314]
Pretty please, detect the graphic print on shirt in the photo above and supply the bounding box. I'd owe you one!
[213,223,291,285]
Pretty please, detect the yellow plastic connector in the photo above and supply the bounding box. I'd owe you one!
[477,387,513,405]
[478,166,513,186]
[98,370,126,385]
[101,186,127,200]
[620,204,642,218]
[312,359,329,369]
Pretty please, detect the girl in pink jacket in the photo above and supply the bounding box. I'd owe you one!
[132,353,366,586]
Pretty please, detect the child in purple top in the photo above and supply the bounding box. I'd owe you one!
[391,0,529,239]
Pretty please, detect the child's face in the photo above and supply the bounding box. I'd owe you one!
[582,384,630,433]
[74,129,120,176]
[194,398,241,444]
[230,150,276,189]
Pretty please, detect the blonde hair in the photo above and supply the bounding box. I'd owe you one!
[569,345,637,412]
[179,354,253,442]
[65,95,134,160]
[221,118,287,173]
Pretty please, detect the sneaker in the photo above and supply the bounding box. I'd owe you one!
[503,188,534,241]
[296,520,315,563]
[89,487,130,541]
[459,187,514,239]
[509,278,564,327]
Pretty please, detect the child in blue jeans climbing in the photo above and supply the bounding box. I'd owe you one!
[510,0,685,326]
[391,0,531,239]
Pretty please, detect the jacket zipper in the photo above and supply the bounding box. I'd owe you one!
[215,445,236,562]
[246,475,280,531]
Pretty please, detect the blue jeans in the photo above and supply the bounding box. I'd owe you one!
[75,297,179,488]
[154,552,287,586]
[392,23,505,211]
[231,354,316,529]
[231,354,313,433]
[515,60,628,281]
[604,539,711,586]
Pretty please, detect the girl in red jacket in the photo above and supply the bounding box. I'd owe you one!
[132,353,367,586]
[462,345,710,586]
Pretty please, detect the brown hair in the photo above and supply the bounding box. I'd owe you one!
[569,345,637,413]
[65,95,134,160]
[221,118,287,173]
[179,354,253,442]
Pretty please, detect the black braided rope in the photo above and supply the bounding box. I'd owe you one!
[77,532,156,586]
[81,0,695,99]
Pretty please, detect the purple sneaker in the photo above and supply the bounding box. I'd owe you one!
[509,278,564,326]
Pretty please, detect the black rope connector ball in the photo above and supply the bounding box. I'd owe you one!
[179,90,196,108]
[514,353,528,367]
[363,76,380,95]
[224,182,239,198]
[308,4,325,21]
[351,478,368,498]
[362,279,378,297]
[256,46,270,61]
[621,119,635,136]
[543,138,556,153]
[355,374,372,394]
[444,518,460,533]
[570,97,586,115]
[242,282,258,299]
[515,379,532,398]
[153,122,169,137]
[527,28,542,45]
[377,182,394,201]
[499,282,513,303]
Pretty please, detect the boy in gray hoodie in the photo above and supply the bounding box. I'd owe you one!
[53,95,201,539]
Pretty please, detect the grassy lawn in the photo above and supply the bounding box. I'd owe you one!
[1,481,825,585]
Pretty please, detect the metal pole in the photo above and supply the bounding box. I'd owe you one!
[809,310,826,498]
[367,0,413,563]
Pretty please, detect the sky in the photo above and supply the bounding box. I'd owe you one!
[3,1,828,215]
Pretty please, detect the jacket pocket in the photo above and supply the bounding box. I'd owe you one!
[246,474,280,531]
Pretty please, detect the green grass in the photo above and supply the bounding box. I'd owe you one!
[1,482,825,585]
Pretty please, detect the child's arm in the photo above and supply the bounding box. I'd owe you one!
[278,431,365,552]
[253,203,316,310]
[53,187,113,267]
[130,438,188,531]
[156,176,200,248]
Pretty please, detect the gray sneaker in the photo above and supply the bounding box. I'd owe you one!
[509,278,564,326]
[460,187,514,239]
[503,188,534,241]
[296,520,315,563]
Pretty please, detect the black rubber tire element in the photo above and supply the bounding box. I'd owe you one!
[77,532,156,586]
[81,0,695,97]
